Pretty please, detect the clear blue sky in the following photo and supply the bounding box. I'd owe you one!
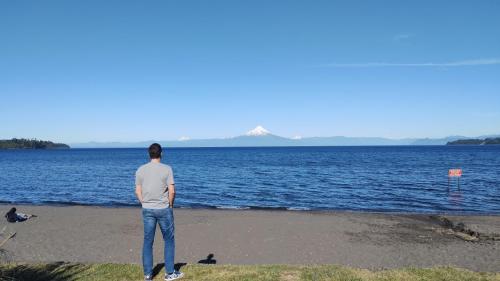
[1,0,499,143]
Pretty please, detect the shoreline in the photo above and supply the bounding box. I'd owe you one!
[1,205,499,272]
[2,203,499,216]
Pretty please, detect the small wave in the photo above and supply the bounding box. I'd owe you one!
[215,206,251,210]
[287,207,311,211]
[245,206,289,211]
[0,200,139,208]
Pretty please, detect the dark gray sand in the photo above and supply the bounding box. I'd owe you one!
[1,206,499,271]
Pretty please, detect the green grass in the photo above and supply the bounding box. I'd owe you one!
[0,263,499,281]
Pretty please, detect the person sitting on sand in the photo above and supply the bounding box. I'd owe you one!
[135,143,184,281]
[4,207,36,223]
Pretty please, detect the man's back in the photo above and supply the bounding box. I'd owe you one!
[135,162,174,209]
[136,143,182,280]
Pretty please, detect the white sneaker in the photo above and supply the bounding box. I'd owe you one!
[165,271,184,281]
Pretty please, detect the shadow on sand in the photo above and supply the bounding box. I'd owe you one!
[198,253,217,264]
[151,254,216,279]
[152,262,188,279]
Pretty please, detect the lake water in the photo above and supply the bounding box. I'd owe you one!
[0,146,499,214]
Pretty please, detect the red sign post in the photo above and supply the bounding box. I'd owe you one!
[448,169,462,189]
[448,169,462,177]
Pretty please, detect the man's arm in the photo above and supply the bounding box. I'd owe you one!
[135,184,143,204]
[168,184,175,208]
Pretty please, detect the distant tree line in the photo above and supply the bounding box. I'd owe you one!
[0,138,70,149]
[447,137,500,145]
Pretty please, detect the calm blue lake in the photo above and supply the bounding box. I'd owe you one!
[0,146,499,214]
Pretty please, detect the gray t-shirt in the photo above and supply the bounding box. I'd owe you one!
[135,162,174,209]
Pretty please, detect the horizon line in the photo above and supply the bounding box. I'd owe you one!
[66,134,500,144]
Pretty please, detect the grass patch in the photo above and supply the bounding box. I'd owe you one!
[0,263,498,281]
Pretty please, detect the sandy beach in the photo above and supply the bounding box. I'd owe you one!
[0,205,499,272]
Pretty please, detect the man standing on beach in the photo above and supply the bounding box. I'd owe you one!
[135,143,184,281]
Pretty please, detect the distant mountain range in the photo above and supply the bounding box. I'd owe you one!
[70,126,500,148]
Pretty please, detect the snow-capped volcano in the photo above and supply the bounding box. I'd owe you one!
[246,126,271,136]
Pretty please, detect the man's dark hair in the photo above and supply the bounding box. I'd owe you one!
[148,143,162,159]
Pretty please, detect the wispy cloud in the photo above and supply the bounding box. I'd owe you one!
[321,59,500,68]
[393,33,413,41]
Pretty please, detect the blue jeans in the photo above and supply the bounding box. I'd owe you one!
[142,207,175,276]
